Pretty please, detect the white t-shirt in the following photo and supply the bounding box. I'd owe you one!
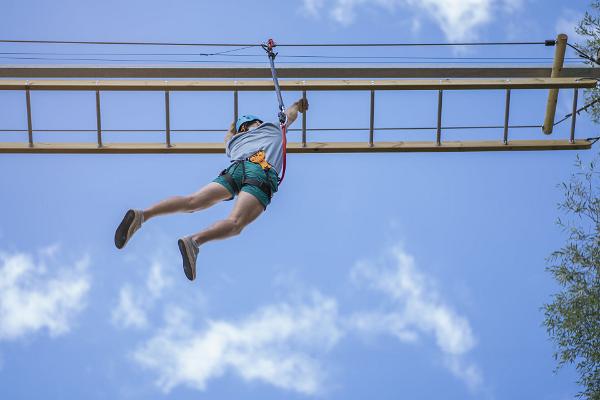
[226,122,284,175]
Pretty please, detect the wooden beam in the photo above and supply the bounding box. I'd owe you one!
[0,78,594,92]
[0,139,590,154]
[543,34,569,134]
[1,66,599,79]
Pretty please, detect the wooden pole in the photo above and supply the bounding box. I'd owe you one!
[233,90,238,122]
[164,90,171,147]
[503,89,511,145]
[302,90,307,147]
[570,88,578,143]
[25,87,33,147]
[436,90,443,146]
[369,90,375,146]
[95,90,102,147]
[542,33,568,134]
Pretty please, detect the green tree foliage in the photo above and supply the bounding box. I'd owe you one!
[575,1,600,123]
[544,155,600,399]
[544,5,600,397]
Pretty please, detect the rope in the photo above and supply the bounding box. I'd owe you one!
[0,39,260,47]
[0,124,545,133]
[0,38,551,47]
[0,56,587,65]
[0,51,582,61]
[0,38,580,67]
[196,45,257,56]
[554,97,600,127]
[262,39,288,184]
[567,42,600,65]
[586,136,600,145]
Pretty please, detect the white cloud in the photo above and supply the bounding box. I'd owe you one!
[409,0,492,42]
[0,249,90,340]
[411,17,422,35]
[556,9,584,44]
[301,0,523,41]
[348,311,419,342]
[112,261,172,330]
[38,243,61,259]
[126,243,480,394]
[133,292,342,395]
[499,0,523,13]
[445,356,483,392]
[350,245,482,390]
[112,285,148,329]
[304,0,326,16]
[146,260,171,298]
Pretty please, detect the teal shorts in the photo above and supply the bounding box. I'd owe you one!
[213,161,279,209]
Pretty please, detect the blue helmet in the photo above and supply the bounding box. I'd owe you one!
[236,114,262,132]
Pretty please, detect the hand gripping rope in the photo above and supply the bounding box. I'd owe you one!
[262,38,288,183]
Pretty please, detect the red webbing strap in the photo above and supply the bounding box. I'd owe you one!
[279,122,287,183]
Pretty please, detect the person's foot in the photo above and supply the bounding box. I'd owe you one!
[178,236,199,281]
[114,209,144,249]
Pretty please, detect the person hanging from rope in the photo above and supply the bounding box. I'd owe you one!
[113,98,309,281]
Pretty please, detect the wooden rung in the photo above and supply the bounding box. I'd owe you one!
[0,78,595,92]
[0,139,591,154]
[1,66,600,79]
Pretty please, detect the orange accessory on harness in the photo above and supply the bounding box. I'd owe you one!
[248,150,272,170]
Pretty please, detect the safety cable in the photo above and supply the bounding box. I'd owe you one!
[554,97,600,127]
[0,56,587,65]
[0,39,551,47]
[0,124,544,133]
[0,39,260,47]
[0,51,582,61]
[275,55,578,60]
[195,45,257,56]
[261,39,288,184]
[586,136,600,145]
[567,42,600,65]
[279,41,551,47]
[0,38,576,66]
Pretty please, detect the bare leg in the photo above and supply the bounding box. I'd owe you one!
[143,182,231,222]
[191,191,264,246]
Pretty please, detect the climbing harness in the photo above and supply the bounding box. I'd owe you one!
[218,150,275,206]
[248,149,272,170]
[262,38,288,184]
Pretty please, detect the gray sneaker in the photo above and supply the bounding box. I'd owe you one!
[114,209,143,249]
[178,236,199,281]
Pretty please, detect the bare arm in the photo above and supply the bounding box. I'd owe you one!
[285,98,309,128]
[224,121,236,144]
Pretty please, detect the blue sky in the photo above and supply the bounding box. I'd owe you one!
[0,0,597,399]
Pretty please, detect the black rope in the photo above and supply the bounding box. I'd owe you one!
[0,39,260,47]
[196,45,257,56]
[0,38,551,47]
[0,56,587,65]
[0,124,544,133]
[0,51,582,61]
[567,42,600,65]
[586,136,600,145]
[554,97,600,127]
[280,41,550,47]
